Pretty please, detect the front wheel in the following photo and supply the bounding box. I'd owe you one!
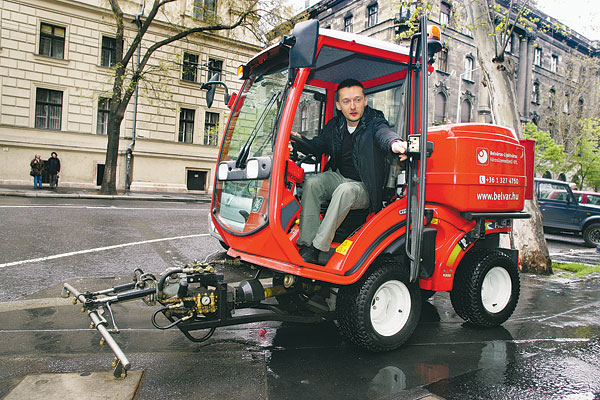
[583,223,600,247]
[336,259,421,351]
[450,249,520,327]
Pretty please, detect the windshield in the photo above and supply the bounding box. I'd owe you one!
[214,69,288,234]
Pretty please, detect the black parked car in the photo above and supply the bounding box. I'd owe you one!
[535,178,600,247]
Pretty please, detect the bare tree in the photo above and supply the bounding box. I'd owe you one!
[466,0,552,274]
[101,0,293,194]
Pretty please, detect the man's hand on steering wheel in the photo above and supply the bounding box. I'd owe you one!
[290,132,321,166]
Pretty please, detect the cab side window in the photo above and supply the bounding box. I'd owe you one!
[587,194,600,205]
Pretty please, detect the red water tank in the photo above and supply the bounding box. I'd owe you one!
[425,123,527,212]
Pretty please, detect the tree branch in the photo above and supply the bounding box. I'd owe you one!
[120,1,258,110]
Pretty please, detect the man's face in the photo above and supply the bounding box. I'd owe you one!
[336,85,367,127]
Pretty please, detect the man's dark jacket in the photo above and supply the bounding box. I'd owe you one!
[46,157,61,174]
[307,106,401,213]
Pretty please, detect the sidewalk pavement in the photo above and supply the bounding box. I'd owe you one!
[0,184,211,203]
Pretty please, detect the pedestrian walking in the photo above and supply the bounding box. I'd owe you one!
[46,151,61,189]
[30,154,44,189]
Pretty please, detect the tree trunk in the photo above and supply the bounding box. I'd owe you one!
[101,115,123,195]
[467,1,552,274]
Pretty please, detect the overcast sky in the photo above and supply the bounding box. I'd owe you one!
[287,0,599,41]
[536,0,599,40]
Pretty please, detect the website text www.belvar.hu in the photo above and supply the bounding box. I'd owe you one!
[476,192,520,201]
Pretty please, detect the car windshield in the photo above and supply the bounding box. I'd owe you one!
[213,68,288,234]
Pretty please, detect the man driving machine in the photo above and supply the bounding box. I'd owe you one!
[294,79,408,265]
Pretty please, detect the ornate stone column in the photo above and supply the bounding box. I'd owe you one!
[523,33,536,120]
[516,36,528,117]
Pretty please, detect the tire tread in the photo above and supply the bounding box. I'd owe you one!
[450,249,520,327]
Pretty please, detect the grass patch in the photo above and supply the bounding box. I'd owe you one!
[552,262,600,276]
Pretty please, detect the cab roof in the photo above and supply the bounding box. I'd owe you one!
[247,27,412,91]
[309,29,411,89]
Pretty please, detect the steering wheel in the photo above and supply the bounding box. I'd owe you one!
[290,135,321,166]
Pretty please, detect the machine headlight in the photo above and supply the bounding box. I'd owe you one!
[246,159,259,180]
[218,162,229,181]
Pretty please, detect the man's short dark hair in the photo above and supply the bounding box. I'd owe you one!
[336,79,364,101]
[51,152,57,157]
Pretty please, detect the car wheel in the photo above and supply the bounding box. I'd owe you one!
[583,223,600,247]
[336,258,421,351]
[450,249,520,327]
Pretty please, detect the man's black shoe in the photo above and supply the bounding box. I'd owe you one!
[299,245,323,265]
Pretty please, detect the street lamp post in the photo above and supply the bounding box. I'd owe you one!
[455,67,480,123]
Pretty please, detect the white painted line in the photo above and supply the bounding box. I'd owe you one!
[537,301,600,322]
[0,233,209,269]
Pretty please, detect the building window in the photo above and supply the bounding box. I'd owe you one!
[208,58,223,81]
[187,170,207,191]
[194,0,217,20]
[549,88,556,109]
[577,98,584,118]
[434,92,447,124]
[437,47,448,73]
[178,108,195,143]
[367,4,378,27]
[460,99,472,123]
[204,112,219,146]
[35,88,63,130]
[182,53,199,82]
[551,54,558,73]
[399,2,417,20]
[440,2,451,26]
[39,23,65,59]
[532,82,540,104]
[97,98,111,135]
[534,47,542,67]
[101,36,117,67]
[344,15,353,32]
[463,56,474,81]
[300,106,308,132]
[505,34,515,54]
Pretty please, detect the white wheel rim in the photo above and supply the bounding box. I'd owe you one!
[370,280,411,336]
[481,267,512,313]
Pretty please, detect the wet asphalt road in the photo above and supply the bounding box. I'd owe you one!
[1,197,599,399]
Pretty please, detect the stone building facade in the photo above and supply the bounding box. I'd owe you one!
[303,0,600,133]
[0,0,261,192]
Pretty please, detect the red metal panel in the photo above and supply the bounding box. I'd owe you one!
[520,139,535,200]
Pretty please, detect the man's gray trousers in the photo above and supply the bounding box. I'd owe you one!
[297,170,369,252]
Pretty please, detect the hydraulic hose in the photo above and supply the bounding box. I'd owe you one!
[152,307,187,330]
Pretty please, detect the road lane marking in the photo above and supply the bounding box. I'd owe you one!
[537,300,600,322]
[0,233,209,269]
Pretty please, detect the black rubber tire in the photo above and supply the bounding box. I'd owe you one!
[450,249,520,327]
[336,258,421,352]
[582,223,600,247]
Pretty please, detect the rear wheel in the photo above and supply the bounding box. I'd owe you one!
[450,249,519,327]
[336,258,421,351]
[583,223,600,247]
